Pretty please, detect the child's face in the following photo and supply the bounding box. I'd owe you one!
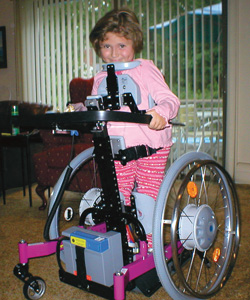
[99,32,135,63]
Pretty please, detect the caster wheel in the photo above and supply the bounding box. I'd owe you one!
[23,276,46,300]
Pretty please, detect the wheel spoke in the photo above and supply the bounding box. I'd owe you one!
[195,250,206,292]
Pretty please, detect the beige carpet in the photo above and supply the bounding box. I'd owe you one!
[0,184,250,300]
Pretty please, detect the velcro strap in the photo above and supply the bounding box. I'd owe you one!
[115,145,162,166]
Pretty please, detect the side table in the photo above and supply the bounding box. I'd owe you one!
[0,133,35,206]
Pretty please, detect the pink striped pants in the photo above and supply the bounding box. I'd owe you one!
[115,147,171,248]
[114,146,171,206]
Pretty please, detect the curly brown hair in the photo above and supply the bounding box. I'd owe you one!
[89,7,143,56]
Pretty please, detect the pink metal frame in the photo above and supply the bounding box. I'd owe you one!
[17,222,178,300]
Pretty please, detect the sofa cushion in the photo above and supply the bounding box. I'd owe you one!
[47,144,73,168]
[39,130,73,150]
[46,143,93,168]
[33,143,96,192]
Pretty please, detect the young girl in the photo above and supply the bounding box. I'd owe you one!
[89,8,180,247]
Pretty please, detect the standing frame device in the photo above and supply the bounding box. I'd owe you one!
[13,62,240,300]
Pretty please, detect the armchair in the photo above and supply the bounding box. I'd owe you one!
[33,77,94,210]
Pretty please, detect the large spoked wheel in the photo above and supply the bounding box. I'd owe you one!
[153,152,240,300]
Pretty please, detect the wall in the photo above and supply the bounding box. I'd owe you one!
[226,0,250,183]
[0,0,16,100]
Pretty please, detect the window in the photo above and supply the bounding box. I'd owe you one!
[120,0,224,163]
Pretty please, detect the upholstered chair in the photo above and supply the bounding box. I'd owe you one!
[33,77,94,210]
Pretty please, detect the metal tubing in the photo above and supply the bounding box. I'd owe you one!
[18,240,57,264]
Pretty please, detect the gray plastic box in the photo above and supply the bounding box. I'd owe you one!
[62,226,123,287]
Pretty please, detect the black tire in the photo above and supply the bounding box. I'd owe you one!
[23,276,46,300]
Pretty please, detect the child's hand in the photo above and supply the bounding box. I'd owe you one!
[146,109,168,130]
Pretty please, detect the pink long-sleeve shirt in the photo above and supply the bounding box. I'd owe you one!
[91,59,180,149]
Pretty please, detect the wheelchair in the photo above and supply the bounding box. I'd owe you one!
[13,61,240,300]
